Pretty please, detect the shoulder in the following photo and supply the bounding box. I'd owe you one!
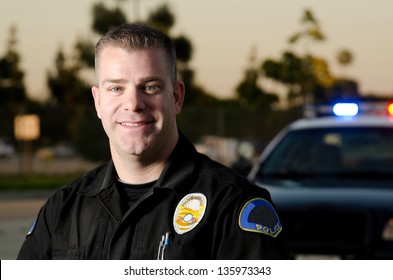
[197,153,270,196]
[44,161,110,207]
[23,162,111,240]
[195,154,283,239]
[196,153,275,210]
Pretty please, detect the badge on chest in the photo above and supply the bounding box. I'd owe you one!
[173,193,207,234]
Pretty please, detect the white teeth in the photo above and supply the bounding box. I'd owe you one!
[121,122,144,127]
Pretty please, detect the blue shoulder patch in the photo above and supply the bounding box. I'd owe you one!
[238,198,282,238]
[26,218,37,238]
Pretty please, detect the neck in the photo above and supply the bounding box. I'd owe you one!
[112,135,178,185]
[114,158,165,184]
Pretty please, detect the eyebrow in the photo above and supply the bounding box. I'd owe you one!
[100,77,164,86]
[139,76,164,84]
[101,79,128,86]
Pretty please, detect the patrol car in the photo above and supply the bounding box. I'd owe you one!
[248,102,393,259]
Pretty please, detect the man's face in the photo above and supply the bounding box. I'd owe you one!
[92,46,184,162]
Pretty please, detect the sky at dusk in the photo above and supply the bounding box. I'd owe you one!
[1,0,393,102]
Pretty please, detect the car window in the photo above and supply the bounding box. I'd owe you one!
[257,127,393,180]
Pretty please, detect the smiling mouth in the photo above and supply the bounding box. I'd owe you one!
[119,121,153,127]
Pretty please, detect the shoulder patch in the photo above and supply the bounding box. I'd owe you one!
[26,218,37,238]
[238,198,282,237]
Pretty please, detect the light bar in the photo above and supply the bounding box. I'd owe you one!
[332,103,359,117]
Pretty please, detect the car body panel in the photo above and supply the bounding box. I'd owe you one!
[249,116,393,259]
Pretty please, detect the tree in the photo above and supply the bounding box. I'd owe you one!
[47,47,91,106]
[262,51,308,106]
[146,3,175,34]
[336,48,353,67]
[0,25,27,106]
[259,9,341,106]
[180,68,217,105]
[92,2,128,35]
[333,48,358,99]
[336,48,354,78]
[236,47,279,111]
[75,37,95,69]
[173,35,193,64]
[288,8,326,47]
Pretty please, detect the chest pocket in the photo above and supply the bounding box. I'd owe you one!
[51,206,112,259]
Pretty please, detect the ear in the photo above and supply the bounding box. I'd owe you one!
[173,81,185,114]
[91,86,102,119]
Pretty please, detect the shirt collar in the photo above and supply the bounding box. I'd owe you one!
[77,159,116,197]
[79,131,199,199]
[154,131,199,198]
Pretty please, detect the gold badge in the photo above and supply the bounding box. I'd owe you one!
[173,193,207,234]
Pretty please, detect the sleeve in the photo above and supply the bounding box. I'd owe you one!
[17,204,53,260]
[214,187,292,259]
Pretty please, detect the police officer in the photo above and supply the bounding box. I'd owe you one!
[17,23,290,260]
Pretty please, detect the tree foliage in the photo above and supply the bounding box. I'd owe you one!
[75,38,96,68]
[259,9,358,106]
[336,49,353,67]
[288,8,326,45]
[236,48,279,111]
[0,25,27,106]
[146,3,175,34]
[47,47,91,106]
[173,35,193,63]
[92,2,127,35]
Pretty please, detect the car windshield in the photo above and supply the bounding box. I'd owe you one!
[256,126,393,186]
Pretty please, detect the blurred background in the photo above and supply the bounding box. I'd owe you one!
[1,0,392,259]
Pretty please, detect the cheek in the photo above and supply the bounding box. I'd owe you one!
[97,98,117,122]
[103,103,117,119]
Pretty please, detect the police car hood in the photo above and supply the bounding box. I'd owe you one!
[255,180,393,211]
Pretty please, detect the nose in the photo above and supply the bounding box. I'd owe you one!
[123,89,145,112]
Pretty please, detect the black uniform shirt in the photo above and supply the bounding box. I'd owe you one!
[17,133,290,259]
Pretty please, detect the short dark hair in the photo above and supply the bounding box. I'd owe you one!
[95,23,177,82]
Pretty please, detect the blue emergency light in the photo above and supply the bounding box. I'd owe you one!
[332,103,359,117]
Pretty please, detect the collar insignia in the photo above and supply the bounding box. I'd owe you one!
[239,198,282,238]
[173,193,207,235]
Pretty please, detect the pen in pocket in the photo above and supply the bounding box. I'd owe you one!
[157,232,170,260]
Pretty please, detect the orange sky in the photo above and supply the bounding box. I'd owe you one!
[1,0,393,102]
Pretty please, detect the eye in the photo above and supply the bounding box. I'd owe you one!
[144,84,161,95]
[108,86,124,94]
